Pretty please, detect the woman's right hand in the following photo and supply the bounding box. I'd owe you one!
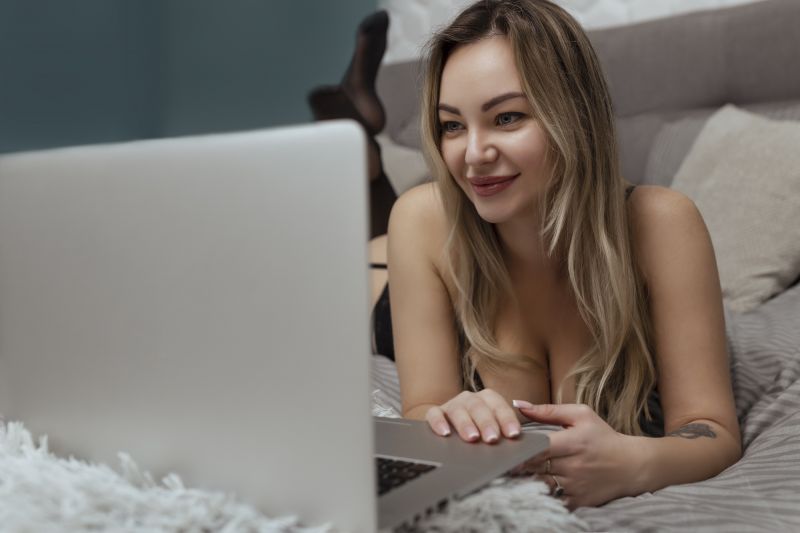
[425,388,522,443]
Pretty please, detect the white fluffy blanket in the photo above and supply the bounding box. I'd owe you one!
[0,420,586,532]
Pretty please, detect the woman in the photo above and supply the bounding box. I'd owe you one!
[376,0,741,510]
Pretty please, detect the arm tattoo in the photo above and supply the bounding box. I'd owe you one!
[667,423,717,439]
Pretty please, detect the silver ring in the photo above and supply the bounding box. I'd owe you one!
[545,458,551,475]
[551,475,564,497]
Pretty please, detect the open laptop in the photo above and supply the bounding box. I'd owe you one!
[0,121,548,531]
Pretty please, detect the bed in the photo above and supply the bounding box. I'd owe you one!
[371,281,800,531]
[371,0,800,530]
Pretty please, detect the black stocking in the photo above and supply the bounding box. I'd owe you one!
[369,171,394,239]
[341,10,388,135]
[308,10,388,136]
[307,10,395,238]
[308,86,383,181]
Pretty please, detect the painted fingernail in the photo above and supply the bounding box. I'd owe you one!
[467,430,480,441]
[437,423,451,436]
[507,424,521,438]
[512,399,535,409]
[484,428,499,443]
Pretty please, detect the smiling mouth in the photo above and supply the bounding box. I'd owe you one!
[468,174,519,197]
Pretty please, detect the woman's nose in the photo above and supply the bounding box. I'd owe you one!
[464,130,498,167]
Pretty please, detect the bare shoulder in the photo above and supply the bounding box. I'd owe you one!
[628,185,700,224]
[627,185,712,284]
[387,182,450,261]
[389,182,447,228]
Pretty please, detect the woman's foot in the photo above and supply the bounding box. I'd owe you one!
[308,85,366,126]
[308,10,389,136]
[308,86,384,182]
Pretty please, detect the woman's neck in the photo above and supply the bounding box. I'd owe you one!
[495,212,558,276]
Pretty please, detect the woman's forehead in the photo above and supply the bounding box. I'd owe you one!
[439,36,524,104]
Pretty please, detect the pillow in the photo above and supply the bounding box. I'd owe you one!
[643,113,708,187]
[393,112,423,151]
[670,104,800,312]
[645,100,800,188]
[375,134,429,195]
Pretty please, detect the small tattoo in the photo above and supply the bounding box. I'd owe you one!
[667,423,717,439]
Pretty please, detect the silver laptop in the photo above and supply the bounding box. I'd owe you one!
[0,121,548,531]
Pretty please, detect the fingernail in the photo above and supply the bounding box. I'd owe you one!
[484,428,499,443]
[507,424,521,438]
[467,430,480,441]
[437,423,451,436]
[512,399,535,409]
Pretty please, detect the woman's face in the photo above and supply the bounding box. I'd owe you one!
[438,35,550,225]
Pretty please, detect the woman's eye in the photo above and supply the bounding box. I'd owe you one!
[441,121,463,134]
[496,112,523,126]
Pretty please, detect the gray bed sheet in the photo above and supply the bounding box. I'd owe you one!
[371,283,800,532]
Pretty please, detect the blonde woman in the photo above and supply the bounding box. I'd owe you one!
[368,0,742,510]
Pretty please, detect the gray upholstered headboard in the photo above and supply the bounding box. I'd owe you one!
[376,0,800,184]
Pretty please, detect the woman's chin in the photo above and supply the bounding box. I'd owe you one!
[474,205,514,225]
[463,185,534,225]
[463,189,527,225]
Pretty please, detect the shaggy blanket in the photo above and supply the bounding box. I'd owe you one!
[0,421,327,532]
[0,415,584,532]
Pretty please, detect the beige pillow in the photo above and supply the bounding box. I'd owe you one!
[670,105,800,312]
[375,134,429,195]
[645,100,800,187]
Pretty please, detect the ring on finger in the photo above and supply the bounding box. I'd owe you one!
[550,474,565,497]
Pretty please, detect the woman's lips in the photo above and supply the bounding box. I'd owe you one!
[468,174,519,197]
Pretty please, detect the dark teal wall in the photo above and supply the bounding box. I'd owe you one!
[160,0,379,136]
[0,1,163,153]
[0,0,377,153]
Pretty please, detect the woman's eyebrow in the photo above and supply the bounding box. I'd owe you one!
[481,92,526,111]
[438,103,461,115]
[437,92,526,116]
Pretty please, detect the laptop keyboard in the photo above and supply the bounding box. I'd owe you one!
[376,457,438,495]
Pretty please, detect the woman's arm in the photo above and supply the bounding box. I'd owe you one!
[514,402,741,509]
[627,185,741,490]
[388,183,525,441]
[517,186,741,508]
[625,420,740,497]
[387,184,464,417]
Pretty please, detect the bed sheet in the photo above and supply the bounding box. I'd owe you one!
[371,284,800,531]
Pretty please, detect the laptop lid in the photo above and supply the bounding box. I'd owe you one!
[0,121,377,531]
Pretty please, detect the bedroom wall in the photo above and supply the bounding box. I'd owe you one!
[378,0,767,63]
[0,0,377,153]
[1,0,768,154]
[0,1,163,154]
[159,0,378,137]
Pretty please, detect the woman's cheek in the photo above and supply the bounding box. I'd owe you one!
[440,143,462,182]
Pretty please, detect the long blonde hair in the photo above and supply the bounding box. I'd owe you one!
[420,0,656,435]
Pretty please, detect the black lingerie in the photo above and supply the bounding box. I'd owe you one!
[370,263,394,358]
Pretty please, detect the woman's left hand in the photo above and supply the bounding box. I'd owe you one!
[511,400,645,510]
